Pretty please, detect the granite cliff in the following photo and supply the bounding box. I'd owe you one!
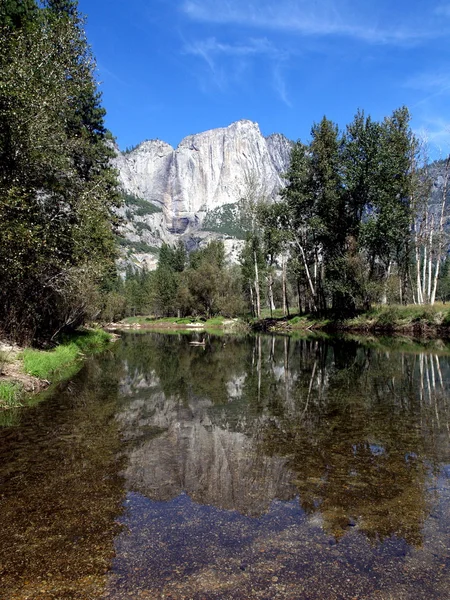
[114,120,293,268]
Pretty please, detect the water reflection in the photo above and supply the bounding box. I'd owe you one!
[116,334,450,545]
[2,333,450,599]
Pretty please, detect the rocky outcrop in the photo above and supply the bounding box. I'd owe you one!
[114,120,293,267]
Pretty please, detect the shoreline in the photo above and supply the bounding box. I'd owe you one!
[0,329,116,411]
[3,307,450,411]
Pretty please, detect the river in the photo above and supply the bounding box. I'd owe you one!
[1,332,450,599]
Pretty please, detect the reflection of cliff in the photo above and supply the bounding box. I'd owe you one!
[117,333,450,544]
[119,384,297,517]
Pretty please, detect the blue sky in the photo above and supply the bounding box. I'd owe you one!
[78,0,450,158]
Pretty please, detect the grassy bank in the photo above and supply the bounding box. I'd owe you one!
[0,329,114,410]
[256,303,450,334]
[109,304,450,337]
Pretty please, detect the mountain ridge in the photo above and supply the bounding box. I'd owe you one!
[113,120,293,268]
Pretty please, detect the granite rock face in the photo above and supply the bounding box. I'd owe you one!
[114,120,293,267]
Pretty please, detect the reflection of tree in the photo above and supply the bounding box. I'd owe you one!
[117,333,250,408]
[116,332,450,546]
[255,338,450,544]
[0,355,125,599]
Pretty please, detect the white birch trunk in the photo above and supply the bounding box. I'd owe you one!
[431,156,450,305]
[427,223,433,302]
[381,261,392,305]
[415,243,423,304]
[254,250,261,319]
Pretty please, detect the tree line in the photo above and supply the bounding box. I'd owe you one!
[0,0,120,344]
[110,107,450,322]
[1,2,448,337]
[241,108,450,317]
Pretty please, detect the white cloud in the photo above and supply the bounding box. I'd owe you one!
[181,0,446,45]
[273,65,292,107]
[184,37,286,61]
[414,117,450,157]
[184,37,293,105]
[406,71,450,109]
[406,72,450,92]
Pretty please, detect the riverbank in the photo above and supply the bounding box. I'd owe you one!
[0,329,115,410]
[257,304,450,336]
[106,315,249,333]
[108,304,450,337]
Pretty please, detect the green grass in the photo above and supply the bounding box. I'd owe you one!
[68,328,113,353]
[22,343,81,380]
[205,316,226,326]
[288,315,331,329]
[0,381,23,409]
[22,329,113,381]
[250,303,450,333]
[346,303,450,329]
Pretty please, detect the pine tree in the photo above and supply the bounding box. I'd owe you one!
[0,0,120,343]
[361,107,416,301]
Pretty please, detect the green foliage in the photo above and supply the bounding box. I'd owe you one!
[0,1,121,344]
[117,238,158,255]
[148,240,246,319]
[122,192,162,216]
[203,203,247,239]
[240,233,266,316]
[152,266,179,316]
[361,107,415,274]
[436,256,450,302]
[189,239,225,270]
[273,107,419,313]
[0,0,38,29]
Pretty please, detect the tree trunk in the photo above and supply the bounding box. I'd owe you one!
[254,250,261,319]
[427,226,433,303]
[415,243,423,304]
[381,261,391,305]
[297,279,303,315]
[249,284,255,317]
[267,272,275,317]
[431,156,450,305]
[422,230,427,301]
[290,228,317,310]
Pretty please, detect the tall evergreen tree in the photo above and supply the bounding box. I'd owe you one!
[361,107,416,300]
[0,0,120,343]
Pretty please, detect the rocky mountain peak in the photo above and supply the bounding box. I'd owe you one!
[114,120,294,268]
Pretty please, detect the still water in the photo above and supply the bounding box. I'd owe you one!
[1,333,450,599]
